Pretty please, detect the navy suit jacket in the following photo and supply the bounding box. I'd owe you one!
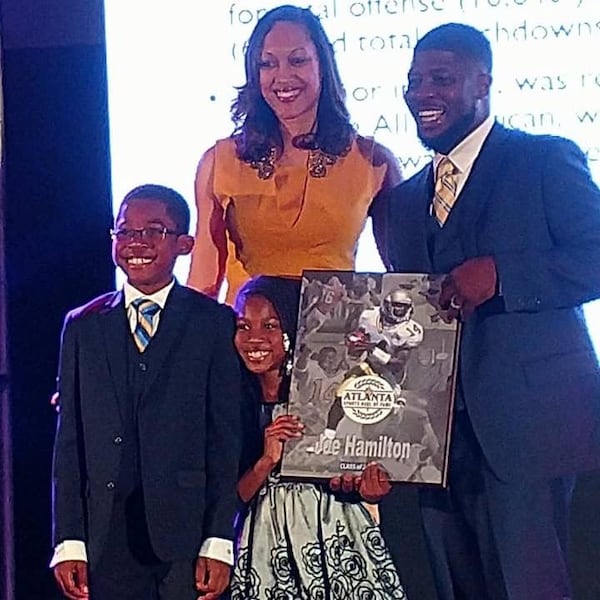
[51,283,242,565]
[388,123,600,481]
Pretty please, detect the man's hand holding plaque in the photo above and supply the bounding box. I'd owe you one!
[329,463,392,503]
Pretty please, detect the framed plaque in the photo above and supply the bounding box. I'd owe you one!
[281,270,459,486]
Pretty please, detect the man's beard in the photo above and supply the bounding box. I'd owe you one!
[418,108,477,154]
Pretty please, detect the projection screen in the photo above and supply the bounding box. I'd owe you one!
[103,0,600,342]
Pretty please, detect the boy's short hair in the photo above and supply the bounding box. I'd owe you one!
[415,23,492,72]
[120,184,191,233]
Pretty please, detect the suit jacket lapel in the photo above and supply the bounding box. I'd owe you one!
[391,165,435,273]
[140,284,192,400]
[414,164,435,226]
[99,290,129,423]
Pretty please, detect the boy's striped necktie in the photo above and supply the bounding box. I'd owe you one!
[131,298,161,352]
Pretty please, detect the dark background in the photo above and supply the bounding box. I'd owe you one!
[1,1,600,599]
[2,1,113,597]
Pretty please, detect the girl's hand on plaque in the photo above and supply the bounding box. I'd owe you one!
[263,415,304,465]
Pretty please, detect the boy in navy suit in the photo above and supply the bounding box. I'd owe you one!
[51,184,242,599]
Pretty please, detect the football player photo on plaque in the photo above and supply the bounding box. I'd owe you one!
[281,270,459,486]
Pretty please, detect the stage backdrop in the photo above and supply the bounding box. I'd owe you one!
[0,37,14,600]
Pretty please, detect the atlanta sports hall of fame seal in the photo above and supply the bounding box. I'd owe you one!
[280,270,459,485]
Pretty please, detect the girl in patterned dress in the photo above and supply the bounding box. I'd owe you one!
[230,276,407,600]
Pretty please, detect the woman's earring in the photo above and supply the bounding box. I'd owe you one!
[285,358,293,377]
[282,333,292,376]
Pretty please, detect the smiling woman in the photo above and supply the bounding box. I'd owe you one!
[258,20,321,129]
[186,4,401,305]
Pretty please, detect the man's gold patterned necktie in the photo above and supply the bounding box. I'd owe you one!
[432,157,459,226]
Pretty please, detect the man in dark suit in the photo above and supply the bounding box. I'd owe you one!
[386,23,600,600]
[51,184,242,599]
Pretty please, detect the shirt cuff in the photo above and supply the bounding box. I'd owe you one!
[198,537,234,566]
[50,540,88,567]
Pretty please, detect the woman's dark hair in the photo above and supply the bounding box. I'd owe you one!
[231,5,354,163]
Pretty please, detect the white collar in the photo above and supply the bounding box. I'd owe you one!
[434,116,495,174]
[123,279,175,310]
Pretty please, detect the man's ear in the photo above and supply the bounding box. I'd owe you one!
[176,234,195,256]
[476,72,492,99]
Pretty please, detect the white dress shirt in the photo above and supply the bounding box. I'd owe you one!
[432,116,503,296]
[433,115,495,199]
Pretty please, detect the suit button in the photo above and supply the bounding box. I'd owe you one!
[139,362,148,372]
[113,436,123,445]
[106,481,115,490]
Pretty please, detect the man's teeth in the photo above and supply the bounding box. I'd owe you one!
[128,257,152,265]
[419,109,444,123]
[247,350,269,360]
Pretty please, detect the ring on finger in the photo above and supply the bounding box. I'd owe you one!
[449,296,462,310]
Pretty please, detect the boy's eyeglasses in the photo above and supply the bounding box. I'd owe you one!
[110,227,180,243]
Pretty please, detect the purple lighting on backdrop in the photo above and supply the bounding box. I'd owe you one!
[1,163,14,598]
[0,383,13,600]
